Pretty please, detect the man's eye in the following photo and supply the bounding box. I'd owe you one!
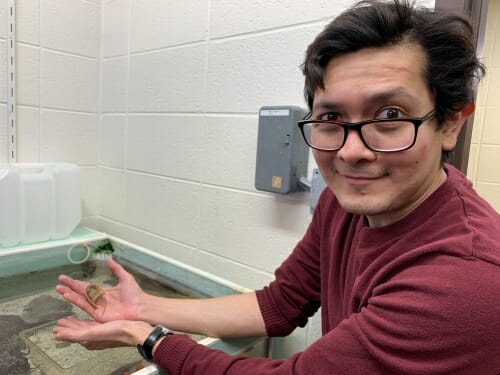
[319,112,340,121]
[377,108,403,119]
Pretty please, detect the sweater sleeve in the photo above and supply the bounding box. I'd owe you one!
[153,255,500,375]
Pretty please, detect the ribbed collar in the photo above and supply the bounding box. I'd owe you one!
[356,164,460,245]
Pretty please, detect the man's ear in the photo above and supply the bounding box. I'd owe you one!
[441,102,475,151]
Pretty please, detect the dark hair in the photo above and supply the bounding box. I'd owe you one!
[302,0,485,128]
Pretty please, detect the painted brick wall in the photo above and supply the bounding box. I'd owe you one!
[467,0,500,212]
[0,0,8,163]
[15,0,101,222]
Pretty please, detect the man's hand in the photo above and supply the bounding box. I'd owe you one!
[53,316,154,350]
[55,259,146,322]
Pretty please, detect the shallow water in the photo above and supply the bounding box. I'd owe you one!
[0,257,203,375]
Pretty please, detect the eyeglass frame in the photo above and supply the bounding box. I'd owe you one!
[297,109,436,153]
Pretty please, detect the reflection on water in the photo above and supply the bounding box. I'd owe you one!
[0,257,203,375]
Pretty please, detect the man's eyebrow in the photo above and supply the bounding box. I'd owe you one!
[312,101,341,113]
[366,88,418,104]
[312,88,418,113]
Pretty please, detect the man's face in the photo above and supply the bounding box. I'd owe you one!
[312,43,460,227]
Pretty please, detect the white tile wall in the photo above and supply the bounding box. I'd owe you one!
[210,0,435,39]
[41,50,99,112]
[487,68,500,107]
[210,0,352,38]
[125,172,202,245]
[482,106,500,144]
[0,0,6,39]
[98,166,126,222]
[206,26,321,113]
[202,115,258,190]
[40,110,98,164]
[102,0,130,58]
[0,40,7,104]
[468,0,500,212]
[100,115,126,169]
[130,0,209,52]
[102,57,128,113]
[17,44,40,106]
[0,0,7,163]
[16,0,40,45]
[128,45,206,112]
[127,114,203,180]
[198,187,311,273]
[41,0,100,58]
[16,106,40,162]
[477,145,500,183]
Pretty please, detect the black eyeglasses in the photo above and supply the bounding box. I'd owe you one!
[297,109,435,152]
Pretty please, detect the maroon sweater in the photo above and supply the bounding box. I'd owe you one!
[154,164,500,374]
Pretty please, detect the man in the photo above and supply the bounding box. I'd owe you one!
[53,1,500,374]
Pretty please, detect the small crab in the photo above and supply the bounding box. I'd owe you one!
[85,283,107,307]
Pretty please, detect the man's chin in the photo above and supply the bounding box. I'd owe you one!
[336,199,382,217]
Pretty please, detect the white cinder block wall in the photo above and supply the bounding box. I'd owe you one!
[15,0,101,221]
[467,0,500,211]
[0,0,8,163]
[11,0,438,357]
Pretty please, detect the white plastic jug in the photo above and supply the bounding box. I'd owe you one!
[52,163,81,239]
[20,164,55,243]
[0,166,21,247]
[0,163,81,247]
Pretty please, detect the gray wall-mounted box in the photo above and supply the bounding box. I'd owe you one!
[255,106,309,194]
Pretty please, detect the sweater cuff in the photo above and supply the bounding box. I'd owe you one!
[152,334,198,375]
[256,288,296,336]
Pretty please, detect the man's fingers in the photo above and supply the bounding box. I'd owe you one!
[107,259,132,282]
[58,274,89,295]
[59,290,99,318]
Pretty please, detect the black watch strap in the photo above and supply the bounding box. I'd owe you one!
[137,325,172,361]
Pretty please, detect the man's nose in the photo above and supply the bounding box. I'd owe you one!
[336,129,376,162]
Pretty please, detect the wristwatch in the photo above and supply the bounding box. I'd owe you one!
[137,325,173,361]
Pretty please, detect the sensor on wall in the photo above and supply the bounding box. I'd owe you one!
[255,106,309,194]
